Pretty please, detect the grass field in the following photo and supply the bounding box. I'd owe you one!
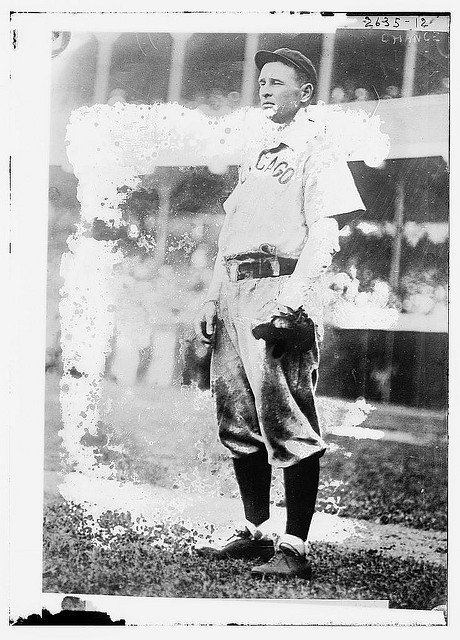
[43,373,447,608]
[42,502,446,609]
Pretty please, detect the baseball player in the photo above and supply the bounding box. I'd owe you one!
[196,48,365,578]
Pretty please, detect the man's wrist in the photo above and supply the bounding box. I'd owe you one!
[276,274,322,310]
[276,278,304,309]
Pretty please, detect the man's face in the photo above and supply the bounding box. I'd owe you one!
[258,61,312,124]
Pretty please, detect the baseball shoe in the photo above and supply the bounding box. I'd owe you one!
[195,527,275,560]
[251,541,312,579]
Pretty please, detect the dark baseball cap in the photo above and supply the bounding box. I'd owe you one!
[254,48,317,87]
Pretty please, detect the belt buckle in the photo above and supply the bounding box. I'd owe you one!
[226,260,240,282]
[267,256,280,276]
[259,244,280,277]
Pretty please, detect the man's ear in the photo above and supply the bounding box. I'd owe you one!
[300,83,314,105]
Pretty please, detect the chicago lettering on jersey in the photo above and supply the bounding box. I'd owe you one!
[240,147,296,185]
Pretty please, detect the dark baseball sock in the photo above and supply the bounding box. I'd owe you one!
[283,454,321,542]
[232,450,272,528]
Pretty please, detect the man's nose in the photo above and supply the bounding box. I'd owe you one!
[260,86,272,98]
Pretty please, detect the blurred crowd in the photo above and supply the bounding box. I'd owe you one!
[107,76,448,112]
[185,89,241,116]
[107,86,242,115]
[330,84,395,103]
[330,76,448,104]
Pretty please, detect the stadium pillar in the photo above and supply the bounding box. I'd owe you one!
[388,36,417,289]
[382,38,418,403]
[153,180,172,271]
[240,34,260,106]
[401,37,418,99]
[382,176,405,401]
[317,32,335,104]
[92,33,120,104]
[389,179,405,292]
[168,33,191,103]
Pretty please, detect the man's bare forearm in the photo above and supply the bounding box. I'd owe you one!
[277,216,340,311]
[205,248,227,302]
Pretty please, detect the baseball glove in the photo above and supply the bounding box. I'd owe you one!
[252,306,316,359]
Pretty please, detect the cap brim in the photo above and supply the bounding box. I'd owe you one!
[254,50,294,71]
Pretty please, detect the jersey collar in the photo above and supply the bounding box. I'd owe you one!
[271,107,323,152]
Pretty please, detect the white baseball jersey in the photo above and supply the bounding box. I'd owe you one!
[218,107,365,259]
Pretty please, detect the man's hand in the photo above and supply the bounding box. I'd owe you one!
[252,306,316,359]
[195,300,218,345]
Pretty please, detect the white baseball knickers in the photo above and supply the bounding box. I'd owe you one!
[211,275,327,468]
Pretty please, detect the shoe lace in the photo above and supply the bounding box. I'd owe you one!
[266,543,302,565]
[265,549,290,567]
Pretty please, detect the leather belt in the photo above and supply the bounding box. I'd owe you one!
[224,253,297,283]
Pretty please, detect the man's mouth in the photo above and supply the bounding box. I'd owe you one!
[262,102,276,109]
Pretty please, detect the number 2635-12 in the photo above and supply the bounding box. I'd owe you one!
[363,16,429,29]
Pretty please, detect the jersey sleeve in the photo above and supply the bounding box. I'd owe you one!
[302,149,365,229]
[222,157,246,216]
